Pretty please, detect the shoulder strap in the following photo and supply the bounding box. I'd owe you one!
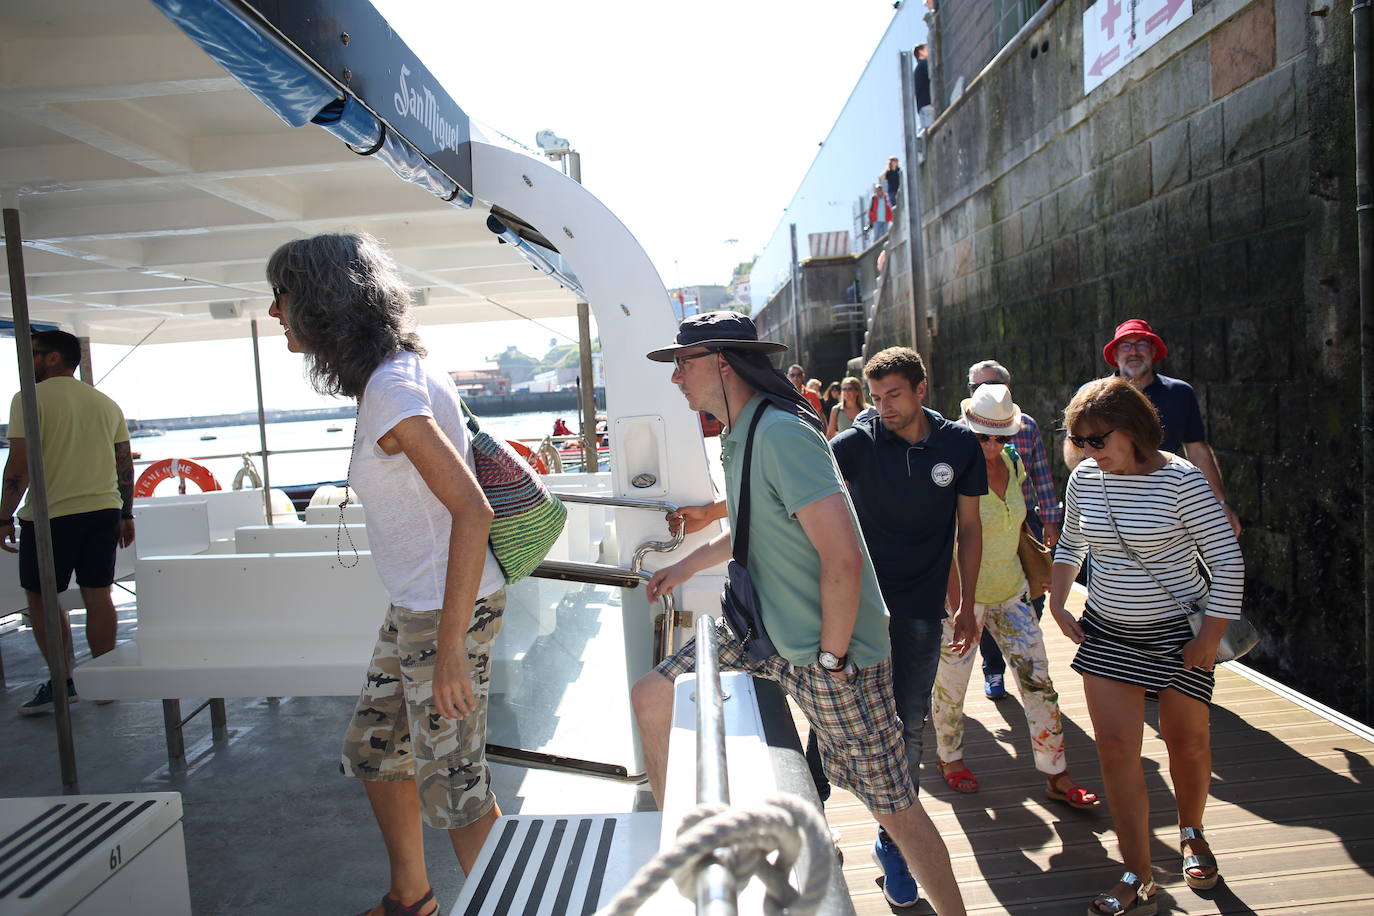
[733,402,771,567]
[1096,470,1193,614]
[457,394,482,436]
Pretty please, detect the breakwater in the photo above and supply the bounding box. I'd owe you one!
[2,388,606,436]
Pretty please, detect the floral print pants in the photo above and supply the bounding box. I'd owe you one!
[931,589,1067,774]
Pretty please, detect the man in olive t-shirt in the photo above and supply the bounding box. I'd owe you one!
[1,330,135,716]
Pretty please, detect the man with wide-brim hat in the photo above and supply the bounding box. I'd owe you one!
[633,312,968,915]
[1066,318,1239,535]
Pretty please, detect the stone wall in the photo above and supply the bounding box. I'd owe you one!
[916,0,1361,714]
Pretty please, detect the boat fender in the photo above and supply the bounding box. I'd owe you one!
[232,454,262,490]
[596,793,832,916]
[134,458,222,497]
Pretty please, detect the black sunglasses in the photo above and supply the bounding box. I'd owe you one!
[1068,429,1118,450]
[975,433,1011,443]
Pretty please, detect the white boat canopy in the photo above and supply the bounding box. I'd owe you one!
[0,0,587,345]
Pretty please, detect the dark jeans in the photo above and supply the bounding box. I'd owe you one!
[982,510,1045,678]
[806,614,944,800]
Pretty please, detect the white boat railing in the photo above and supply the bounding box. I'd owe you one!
[693,614,738,915]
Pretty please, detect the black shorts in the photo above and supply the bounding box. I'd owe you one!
[19,508,121,593]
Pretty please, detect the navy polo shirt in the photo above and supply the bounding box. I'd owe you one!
[831,407,987,620]
[1139,373,1205,453]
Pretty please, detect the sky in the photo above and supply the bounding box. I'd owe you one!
[3,1,900,418]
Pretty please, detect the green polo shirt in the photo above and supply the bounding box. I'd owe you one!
[721,395,890,668]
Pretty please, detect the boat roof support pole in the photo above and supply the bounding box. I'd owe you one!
[250,319,274,526]
[577,301,599,472]
[77,338,93,386]
[4,206,80,793]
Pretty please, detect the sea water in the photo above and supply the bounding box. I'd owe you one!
[0,409,579,499]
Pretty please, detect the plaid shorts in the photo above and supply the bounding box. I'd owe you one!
[341,590,505,829]
[655,620,914,814]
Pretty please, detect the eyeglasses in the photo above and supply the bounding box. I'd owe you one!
[673,352,713,372]
[787,370,804,378]
[841,386,859,392]
[31,349,52,357]
[975,434,1011,443]
[1115,339,1152,353]
[1068,429,1118,450]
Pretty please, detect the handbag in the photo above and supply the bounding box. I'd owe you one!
[1008,446,1053,600]
[1097,471,1258,663]
[461,399,567,584]
[1017,524,1053,601]
[720,402,778,662]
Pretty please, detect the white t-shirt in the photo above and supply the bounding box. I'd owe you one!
[349,350,505,610]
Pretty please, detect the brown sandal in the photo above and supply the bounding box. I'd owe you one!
[353,888,437,916]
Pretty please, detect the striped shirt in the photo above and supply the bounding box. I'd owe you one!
[1055,454,1244,622]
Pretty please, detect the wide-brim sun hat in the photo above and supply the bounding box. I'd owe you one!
[645,310,788,362]
[1103,318,1169,367]
[961,383,1023,437]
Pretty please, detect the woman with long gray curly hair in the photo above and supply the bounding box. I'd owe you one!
[268,232,506,916]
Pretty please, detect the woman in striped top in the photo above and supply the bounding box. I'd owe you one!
[1049,378,1244,916]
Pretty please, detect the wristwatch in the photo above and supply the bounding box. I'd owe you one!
[818,650,849,672]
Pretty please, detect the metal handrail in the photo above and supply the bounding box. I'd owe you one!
[694,615,737,915]
[555,492,686,573]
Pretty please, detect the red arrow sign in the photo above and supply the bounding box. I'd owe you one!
[1088,46,1121,77]
[1146,0,1187,33]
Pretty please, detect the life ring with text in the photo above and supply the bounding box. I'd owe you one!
[134,458,223,497]
[505,439,549,475]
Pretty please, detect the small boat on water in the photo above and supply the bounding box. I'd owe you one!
[198,433,217,441]
[326,424,343,432]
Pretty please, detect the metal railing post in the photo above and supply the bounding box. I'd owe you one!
[693,615,736,915]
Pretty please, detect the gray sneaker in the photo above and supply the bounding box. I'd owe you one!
[18,679,78,717]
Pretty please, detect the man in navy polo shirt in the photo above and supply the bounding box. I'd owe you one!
[1064,319,1240,535]
[829,346,985,903]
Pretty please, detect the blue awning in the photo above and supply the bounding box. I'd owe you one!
[149,0,470,206]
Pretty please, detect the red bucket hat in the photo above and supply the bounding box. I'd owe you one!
[1103,318,1169,367]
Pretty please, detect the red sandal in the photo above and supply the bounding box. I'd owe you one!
[938,759,979,793]
[1047,772,1101,809]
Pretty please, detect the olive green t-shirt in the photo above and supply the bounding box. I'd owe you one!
[722,395,890,668]
[9,377,129,521]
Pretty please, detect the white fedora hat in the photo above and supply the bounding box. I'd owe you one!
[960,384,1023,437]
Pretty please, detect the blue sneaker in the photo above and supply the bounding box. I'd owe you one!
[871,829,918,907]
[983,672,1007,699]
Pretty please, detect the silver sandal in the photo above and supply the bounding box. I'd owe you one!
[1180,825,1220,889]
[1087,870,1158,916]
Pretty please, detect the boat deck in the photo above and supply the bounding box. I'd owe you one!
[809,586,1374,914]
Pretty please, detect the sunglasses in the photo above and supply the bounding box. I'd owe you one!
[1068,429,1118,450]
[841,386,859,392]
[31,349,52,357]
[975,434,1011,443]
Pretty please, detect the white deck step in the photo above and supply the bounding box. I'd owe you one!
[0,792,190,915]
[450,812,659,916]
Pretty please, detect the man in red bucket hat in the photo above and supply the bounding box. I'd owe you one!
[1065,319,1241,536]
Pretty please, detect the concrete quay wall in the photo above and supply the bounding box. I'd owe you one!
[915,0,1359,712]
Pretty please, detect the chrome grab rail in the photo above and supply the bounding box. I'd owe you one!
[694,615,738,915]
[555,492,686,573]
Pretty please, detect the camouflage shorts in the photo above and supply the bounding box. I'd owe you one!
[341,590,505,829]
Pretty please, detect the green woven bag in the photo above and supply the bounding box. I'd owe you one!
[461,401,567,583]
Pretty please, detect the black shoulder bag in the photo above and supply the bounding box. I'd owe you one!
[720,402,778,662]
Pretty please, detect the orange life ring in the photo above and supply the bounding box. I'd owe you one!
[505,439,549,475]
[134,458,222,498]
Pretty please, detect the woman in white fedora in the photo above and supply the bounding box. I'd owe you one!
[929,384,1100,811]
